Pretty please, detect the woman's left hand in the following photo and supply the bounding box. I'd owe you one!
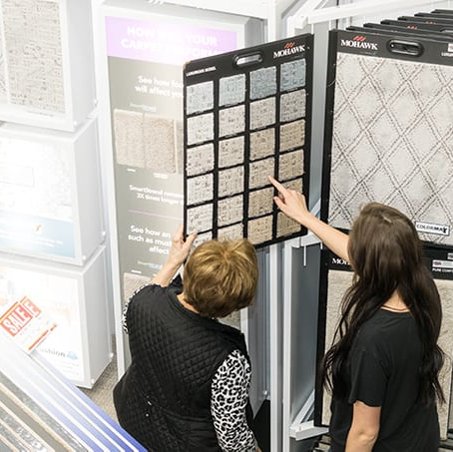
[167,225,197,267]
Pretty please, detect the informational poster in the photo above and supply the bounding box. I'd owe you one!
[0,266,83,382]
[105,13,243,302]
[0,135,74,258]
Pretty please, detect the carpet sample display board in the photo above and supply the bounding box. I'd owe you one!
[322,30,453,246]
[315,247,453,440]
[183,35,313,247]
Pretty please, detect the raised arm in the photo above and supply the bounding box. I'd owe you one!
[151,225,197,287]
[269,177,350,262]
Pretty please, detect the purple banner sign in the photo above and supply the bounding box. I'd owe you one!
[106,16,238,65]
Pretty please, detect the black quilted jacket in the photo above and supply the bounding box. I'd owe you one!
[113,279,253,451]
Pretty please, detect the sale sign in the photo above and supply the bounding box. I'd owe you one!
[0,297,56,353]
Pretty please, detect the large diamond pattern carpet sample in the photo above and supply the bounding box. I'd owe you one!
[320,270,453,440]
[328,53,453,245]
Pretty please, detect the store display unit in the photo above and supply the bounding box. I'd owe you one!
[0,0,95,131]
[0,246,111,388]
[321,29,453,246]
[0,119,104,265]
[183,34,313,248]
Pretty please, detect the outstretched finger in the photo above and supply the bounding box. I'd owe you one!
[184,231,198,249]
[173,224,184,242]
[273,196,286,211]
[268,176,287,195]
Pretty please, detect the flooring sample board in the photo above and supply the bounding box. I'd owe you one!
[315,247,453,440]
[184,34,313,247]
[322,30,453,246]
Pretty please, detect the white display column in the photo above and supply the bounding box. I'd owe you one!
[0,0,111,388]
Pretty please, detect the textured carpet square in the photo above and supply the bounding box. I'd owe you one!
[280,89,306,123]
[249,157,275,190]
[186,143,214,176]
[186,81,214,114]
[279,150,304,181]
[248,187,274,218]
[247,215,273,244]
[250,128,275,161]
[217,223,243,240]
[218,195,244,227]
[281,59,306,92]
[143,115,176,173]
[186,203,213,233]
[283,177,303,193]
[219,74,246,107]
[219,105,245,138]
[250,97,276,131]
[280,119,305,152]
[192,231,212,249]
[218,136,245,168]
[328,52,453,245]
[114,109,145,168]
[218,167,244,197]
[250,67,277,100]
[187,174,213,205]
[187,113,214,146]
[277,212,301,237]
[175,120,184,174]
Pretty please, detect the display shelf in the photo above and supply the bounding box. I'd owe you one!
[0,246,111,388]
[0,118,104,265]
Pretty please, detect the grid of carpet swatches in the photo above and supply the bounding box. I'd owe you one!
[320,269,453,440]
[185,59,307,246]
[114,109,183,174]
[2,0,65,113]
[328,52,453,245]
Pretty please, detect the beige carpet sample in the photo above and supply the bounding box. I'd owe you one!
[114,109,145,168]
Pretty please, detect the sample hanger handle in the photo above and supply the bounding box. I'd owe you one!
[387,40,424,56]
[233,51,264,69]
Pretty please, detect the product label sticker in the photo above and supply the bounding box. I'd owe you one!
[415,221,450,236]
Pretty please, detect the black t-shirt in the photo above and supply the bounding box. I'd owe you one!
[330,309,440,452]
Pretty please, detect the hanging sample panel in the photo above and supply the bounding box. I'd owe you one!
[314,248,453,440]
[322,30,453,245]
[184,34,313,247]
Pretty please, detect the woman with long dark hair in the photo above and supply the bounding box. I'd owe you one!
[270,177,444,451]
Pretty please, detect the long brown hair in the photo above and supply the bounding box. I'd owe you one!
[323,203,445,404]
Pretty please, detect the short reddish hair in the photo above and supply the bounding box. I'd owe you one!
[183,239,258,318]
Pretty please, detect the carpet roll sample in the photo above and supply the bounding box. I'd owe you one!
[114,109,145,168]
[184,34,312,247]
[319,268,453,440]
[325,30,453,246]
[143,115,176,173]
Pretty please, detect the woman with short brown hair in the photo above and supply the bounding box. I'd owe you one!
[114,226,260,452]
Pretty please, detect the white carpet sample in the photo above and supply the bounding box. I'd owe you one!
[186,143,214,176]
[280,89,306,123]
[248,187,274,218]
[187,113,214,146]
[219,74,246,107]
[218,195,243,227]
[143,115,176,173]
[187,174,213,206]
[186,203,213,233]
[281,59,306,92]
[250,128,275,161]
[114,109,145,168]
[280,119,305,152]
[219,105,245,138]
[248,215,273,245]
[250,98,276,131]
[329,52,453,245]
[218,136,244,168]
[218,167,244,197]
[186,81,214,114]
[279,150,304,182]
[249,158,275,190]
[250,67,277,100]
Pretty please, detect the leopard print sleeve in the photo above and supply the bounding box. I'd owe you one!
[211,349,257,452]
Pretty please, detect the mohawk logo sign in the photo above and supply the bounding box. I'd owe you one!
[340,35,378,51]
[273,41,305,58]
